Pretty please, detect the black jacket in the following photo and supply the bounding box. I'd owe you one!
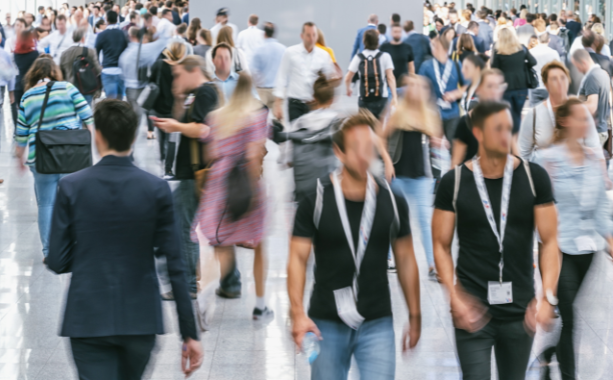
[589,51,613,77]
[95,28,128,69]
[491,48,537,91]
[47,155,198,341]
[150,59,174,115]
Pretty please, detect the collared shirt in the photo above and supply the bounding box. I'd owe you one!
[118,37,169,89]
[156,18,176,39]
[273,44,334,101]
[213,71,259,101]
[251,38,286,88]
[210,22,238,44]
[38,30,71,64]
[236,25,264,65]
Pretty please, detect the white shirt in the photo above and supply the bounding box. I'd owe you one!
[210,22,238,44]
[156,18,176,39]
[236,25,264,66]
[38,30,72,64]
[273,44,335,101]
[529,44,560,88]
[4,35,17,54]
[348,49,394,98]
[152,16,160,27]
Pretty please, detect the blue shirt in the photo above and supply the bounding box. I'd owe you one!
[251,38,286,88]
[418,58,464,120]
[351,24,377,58]
[213,72,260,102]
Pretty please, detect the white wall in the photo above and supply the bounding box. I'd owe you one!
[191,0,423,71]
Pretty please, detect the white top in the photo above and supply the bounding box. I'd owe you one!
[38,30,72,64]
[273,44,335,101]
[156,18,176,39]
[152,16,160,27]
[4,35,17,54]
[519,99,604,161]
[529,44,561,88]
[236,25,264,66]
[210,22,238,45]
[348,49,394,98]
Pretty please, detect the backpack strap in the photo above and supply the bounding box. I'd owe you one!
[373,52,382,97]
[453,59,464,87]
[532,106,537,148]
[383,180,400,236]
[522,158,536,197]
[313,178,324,229]
[453,164,462,212]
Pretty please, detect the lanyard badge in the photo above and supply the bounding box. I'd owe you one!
[472,155,515,305]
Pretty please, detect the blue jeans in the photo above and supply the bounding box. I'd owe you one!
[311,316,395,380]
[30,166,66,257]
[503,89,528,134]
[101,73,125,100]
[173,180,200,293]
[392,176,435,268]
[83,94,94,106]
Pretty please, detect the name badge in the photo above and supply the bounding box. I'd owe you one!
[575,235,597,252]
[487,281,513,305]
[437,98,452,109]
[333,287,365,330]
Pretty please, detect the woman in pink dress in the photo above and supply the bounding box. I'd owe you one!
[191,72,272,319]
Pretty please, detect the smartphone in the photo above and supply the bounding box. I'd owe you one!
[149,116,161,122]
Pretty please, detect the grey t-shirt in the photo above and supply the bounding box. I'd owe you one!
[579,66,611,133]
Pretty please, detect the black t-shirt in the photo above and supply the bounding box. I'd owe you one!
[150,60,174,115]
[379,42,414,83]
[453,115,479,164]
[175,83,219,180]
[434,160,554,321]
[394,131,430,178]
[292,176,411,322]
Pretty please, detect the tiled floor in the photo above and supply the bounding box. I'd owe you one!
[1,95,613,380]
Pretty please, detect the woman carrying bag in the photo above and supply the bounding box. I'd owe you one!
[15,57,93,260]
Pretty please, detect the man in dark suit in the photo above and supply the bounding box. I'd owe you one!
[565,11,582,45]
[452,21,486,54]
[582,30,613,77]
[403,20,432,74]
[47,99,203,380]
[351,14,378,59]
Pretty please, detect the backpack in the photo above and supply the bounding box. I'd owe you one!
[558,29,571,53]
[358,52,385,102]
[72,47,101,95]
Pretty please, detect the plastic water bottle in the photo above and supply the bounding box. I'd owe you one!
[302,332,320,364]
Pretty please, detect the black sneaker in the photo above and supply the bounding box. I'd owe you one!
[162,172,176,181]
[253,307,274,320]
[216,287,241,299]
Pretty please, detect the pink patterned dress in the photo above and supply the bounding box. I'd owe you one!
[191,108,269,246]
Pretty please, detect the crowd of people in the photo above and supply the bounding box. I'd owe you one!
[1,0,613,379]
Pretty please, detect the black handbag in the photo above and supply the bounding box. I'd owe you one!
[35,82,92,174]
[523,47,539,89]
[137,49,160,111]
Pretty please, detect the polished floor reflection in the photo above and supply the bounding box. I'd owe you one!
[1,96,613,380]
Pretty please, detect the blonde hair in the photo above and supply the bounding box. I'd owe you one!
[213,72,262,139]
[496,27,522,55]
[216,25,235,47]
[388,74,441,137]
[519,9,528,19]
[534,19,546,33]
[163,41,187,63]
[316,27,326,47]
[592,23,606,39]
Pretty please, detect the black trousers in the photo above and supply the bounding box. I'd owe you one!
[358,97,387,120]
[147,110,175,174]
[288,98,310,122]
[70,335,156,380]
[442,117,460,150]
[549,252,594,380]
[455,319,534,380]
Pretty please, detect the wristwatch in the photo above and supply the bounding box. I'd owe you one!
[545,289,558,306]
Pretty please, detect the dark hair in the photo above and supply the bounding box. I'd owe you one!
[106,10,118,24]
[198,29,212,45]
[391,13,400,23]
[464,53,486,70]
[264,22,275,38]
[467,20,479,30]
[94,5,100,11]
[313,72,335,105]
[302,21,316,33]
[38,6,45,11]
[404,20,414,32]
[377,23,387,35]
[212,42,233,59]
[24,57,63,91]
[149,6,157,15]
[56,14,67,22]
[363,29,379,50]
[176,22,187,35]
[581,30,596,48]
[94,99,139,152]
[333,109,377,152]
[161,9,172,18]
[15,17,27,27]
[553,97,584,143]
[135,3,143,10]
[541,60,570,85]
[249,14,258,25]
[142,13,152,22]
[526,13,536,23]
[165,0,173,7]
[470,101,511,130]
[449,9,458,15]
[129,10,139,21]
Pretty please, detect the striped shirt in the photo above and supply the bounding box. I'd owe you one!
[16,81,93,165]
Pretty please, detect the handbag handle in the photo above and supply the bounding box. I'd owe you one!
[37,81,55,132]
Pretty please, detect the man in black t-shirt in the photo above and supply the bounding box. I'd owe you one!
[380,23,414,90]
[288,110,421,380]
[433,101,560,380]
[151,56,219,307]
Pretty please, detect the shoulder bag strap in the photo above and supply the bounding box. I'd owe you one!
[532,106,537,147]
[136,38,143,78]
[453,164,462,212]
[37,82,55,131]
[522,158,536,197]
[313,178,324,229]
[454,59,464,86]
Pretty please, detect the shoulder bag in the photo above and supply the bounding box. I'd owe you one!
[523,47,539,89]
[35,82,92,174]
[138,60,161,111]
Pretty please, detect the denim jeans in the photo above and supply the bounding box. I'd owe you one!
[311,316,395,380]
[83,94,94,106]
[503,89,528,134]
[173,180,200,293]
[101,73,125,100]
[30,166,66,257]
[392,176,435,268]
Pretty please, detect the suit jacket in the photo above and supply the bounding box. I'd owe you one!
[565,20,582,44]
[47,155,199,341]
[589,51,613,77]
[351,24,377,58]
[452,34,486,53]
[548,33,566,57]
[404,32,432,74]
[60,45,102,86]
[477,20,493,50]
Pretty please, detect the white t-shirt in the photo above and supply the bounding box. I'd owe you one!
[529,44,561,88]
[348,49,394,98]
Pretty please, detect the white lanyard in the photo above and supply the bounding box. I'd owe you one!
[433,59,453,96]
[546,99,555,124]
[331,169,377,299]
[472,155,514,283]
